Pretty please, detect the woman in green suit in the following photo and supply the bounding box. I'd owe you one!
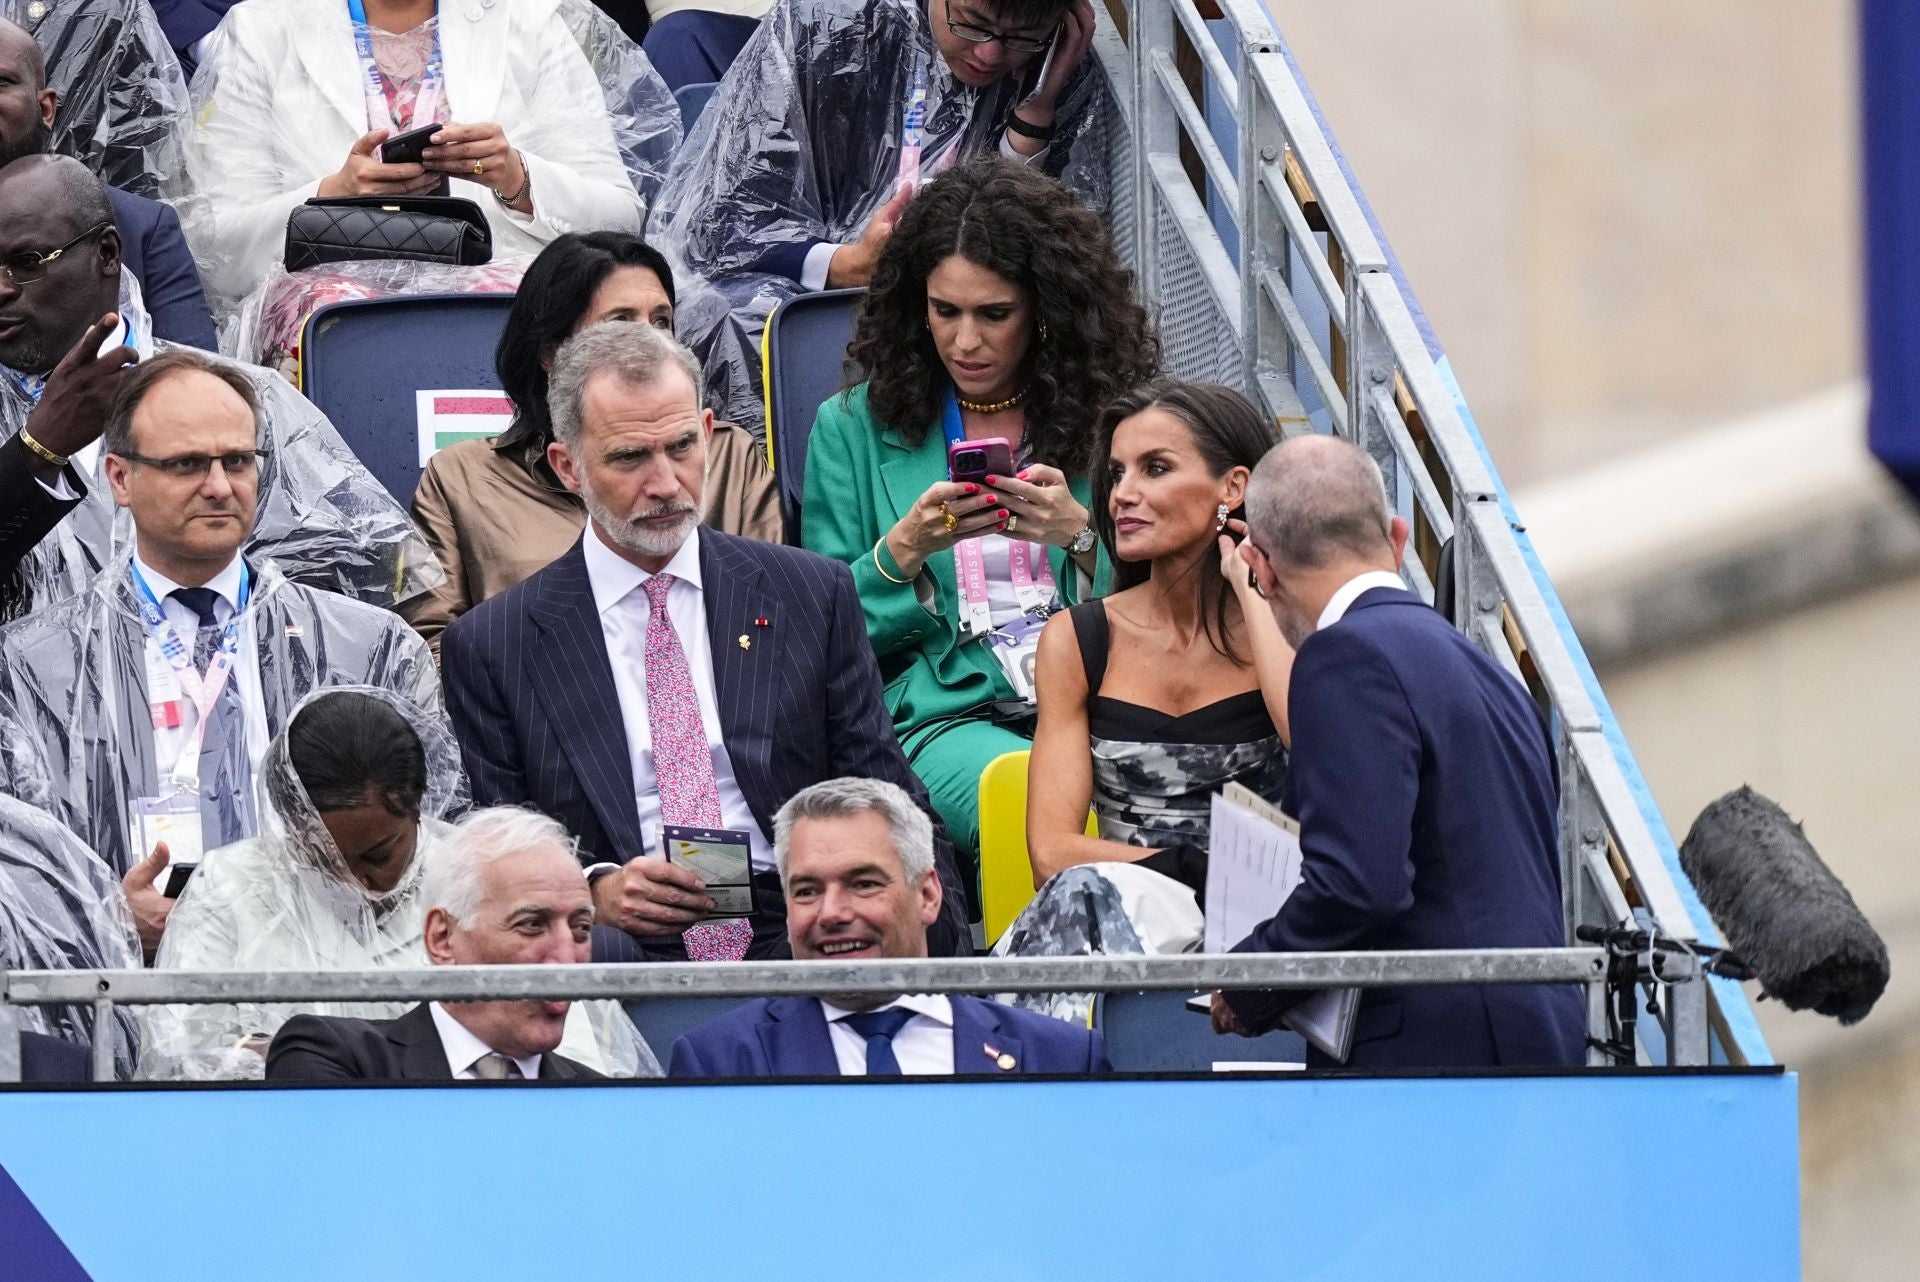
[802,156,1160,888]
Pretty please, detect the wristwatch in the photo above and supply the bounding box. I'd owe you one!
[1069,524,1097,556]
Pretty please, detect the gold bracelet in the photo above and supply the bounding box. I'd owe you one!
[872,538,913,585]
[18,430,68,469]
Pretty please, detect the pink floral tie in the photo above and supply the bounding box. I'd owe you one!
[643,573,753,961]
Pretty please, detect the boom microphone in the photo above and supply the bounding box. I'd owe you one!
[1678,786,1890,1025]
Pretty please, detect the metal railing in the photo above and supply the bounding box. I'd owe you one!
[0,951,1608,1083]
[1101,0,1751,1065]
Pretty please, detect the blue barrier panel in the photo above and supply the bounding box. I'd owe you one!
[0,1071,1797,1280]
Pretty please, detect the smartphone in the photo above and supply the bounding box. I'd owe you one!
[948,436,1016,485]
[163,862,198,899]
[1018,25,1070,109]
[377,122,440,165]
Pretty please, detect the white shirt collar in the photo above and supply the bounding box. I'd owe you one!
[132,550,246,614]
[819,993,954,1027]
[1315,569,1409,633]
[582,522,703,617]
[428,1001,541,1080]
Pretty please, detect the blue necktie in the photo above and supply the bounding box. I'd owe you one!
[170,587,250,847]
[843,1007,917,1076]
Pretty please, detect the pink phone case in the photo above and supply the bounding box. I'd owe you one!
[948,436,1015,484]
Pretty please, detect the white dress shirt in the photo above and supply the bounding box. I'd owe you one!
[429,1001,541,1080]
[1315,569,1410,633]
[131,551,270,786]
[819,994,956,1075]
[581,524,774,870]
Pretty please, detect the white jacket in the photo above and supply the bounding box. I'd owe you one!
[187,0,646,305]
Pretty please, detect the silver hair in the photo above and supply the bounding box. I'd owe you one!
[546,319,704,452]
[1244,434,1393,571]
[422,806,579,929]
[773,778,935,887]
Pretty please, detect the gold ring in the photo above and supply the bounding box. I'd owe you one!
[1006,513,1019,534]
[473,162,485,176]
[944,512,959,534]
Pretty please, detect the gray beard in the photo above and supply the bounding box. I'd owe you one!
[578,480,698,560]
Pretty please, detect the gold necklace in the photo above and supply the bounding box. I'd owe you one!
[956,387,1029,414]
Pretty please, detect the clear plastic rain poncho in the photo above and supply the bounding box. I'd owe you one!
[645,0,1116,433]
[0,270,443,623]
[179,0,678,313]
[138,686,654,1080]
[2,0,194,200]
[0,794,142,1075]
[0,551,443,882]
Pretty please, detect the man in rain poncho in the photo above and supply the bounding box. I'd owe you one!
[0,155,441,623]
[0,346,441,971]
[646,0,1114,434]
[138,686,655,1080]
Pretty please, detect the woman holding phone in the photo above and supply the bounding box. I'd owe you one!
[802,156,1158,885]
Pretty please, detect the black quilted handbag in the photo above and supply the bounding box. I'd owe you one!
[283,195,493,271]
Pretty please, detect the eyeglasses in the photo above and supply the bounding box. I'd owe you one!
[117,449,271,480]
[0,223,111,287]
[944,0,1055,54]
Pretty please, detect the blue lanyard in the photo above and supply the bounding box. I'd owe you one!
[346,0,444,133]
[940,385,964,447]
[130,561,252,670]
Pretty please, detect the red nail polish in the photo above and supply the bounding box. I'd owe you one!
[998,509,1009,519]
[984,475,999,485]
[965,484,978,494]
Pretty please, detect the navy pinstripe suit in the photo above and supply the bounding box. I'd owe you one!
[441,529,972,959]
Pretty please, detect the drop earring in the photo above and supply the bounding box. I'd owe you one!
[1216,502,1230,530]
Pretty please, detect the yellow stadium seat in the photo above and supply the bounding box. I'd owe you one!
[977,751,1097,947]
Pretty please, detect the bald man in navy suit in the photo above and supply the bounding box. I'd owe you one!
[1214,432,1584,1071]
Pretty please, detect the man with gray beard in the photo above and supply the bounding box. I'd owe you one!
[441,321,971,962]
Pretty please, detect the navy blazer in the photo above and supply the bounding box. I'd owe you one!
[1227,587,1585,1070]
[265,1004,600,1082]
[668,994,1109,1078]
[441,529,972,959]
[146,0,236,68]
[106,186,218,352]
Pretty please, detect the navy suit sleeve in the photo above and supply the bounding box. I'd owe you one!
[1228,627,1421,1028]
[149,0,232,57]
[134,201,219,352]
[817,560,972,956]
[1087,1029,1110,1074]
[667,1035,711,1078]
[441,613,531,808]
[264,1014,363,1082]
[0,435,82,583]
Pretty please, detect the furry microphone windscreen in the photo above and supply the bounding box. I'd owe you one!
[1679,786,1890,1025]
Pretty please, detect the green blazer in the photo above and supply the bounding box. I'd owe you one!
[801,383,1107,739]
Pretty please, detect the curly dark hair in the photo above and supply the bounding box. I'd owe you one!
[846,156,1159,476]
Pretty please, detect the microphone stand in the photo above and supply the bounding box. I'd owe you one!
[1574,925,1755,1065]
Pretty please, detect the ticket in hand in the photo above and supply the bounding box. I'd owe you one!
[661,824,756,918]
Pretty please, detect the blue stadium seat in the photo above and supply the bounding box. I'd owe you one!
[300,292,517,506]
[623,996,752,1059]
[1094,990,1306,1071]
[674,81,718,133]
[763,286,864,542]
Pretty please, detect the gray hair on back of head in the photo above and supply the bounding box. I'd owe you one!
[773,777,934,887]
[422,805,579,929]
[546,319,704,452]
[1244,434,1394,571]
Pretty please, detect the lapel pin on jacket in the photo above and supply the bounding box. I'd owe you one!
[984,1042,1016,1072]
[738,634,751,650]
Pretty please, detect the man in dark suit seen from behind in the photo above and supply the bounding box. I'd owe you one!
[268,807,605,1082]
[441,322,971,963]
[1212,434,1585,1070]
[670,777,1107,1078]
[0,18,216,351]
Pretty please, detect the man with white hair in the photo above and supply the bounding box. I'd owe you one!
[668,777,1107,1077]
[443,321,971,964]
[1211,433,1583,1070]
[266,807,605,1082]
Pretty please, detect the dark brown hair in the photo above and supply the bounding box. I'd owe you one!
[103,348,261,458]
[846,156,1159,475]
[1092,380,1281,662]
